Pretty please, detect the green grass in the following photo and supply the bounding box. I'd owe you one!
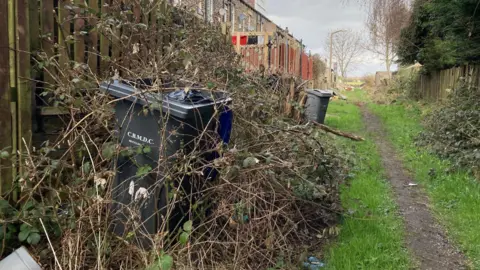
[323,99,411,270]
[326,100,363,132]
[369,103,480,268]
[345,81,365,87]
[334,89,369,104]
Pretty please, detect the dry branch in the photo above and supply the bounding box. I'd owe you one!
[312,121,365,141]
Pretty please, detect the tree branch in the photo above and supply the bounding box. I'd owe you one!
[311,121,365,141]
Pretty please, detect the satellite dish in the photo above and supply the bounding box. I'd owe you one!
[219,8,226,16]
[239,14,246,21]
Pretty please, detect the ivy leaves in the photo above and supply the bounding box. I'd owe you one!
[18,224,41,245]
[178,220,193,245]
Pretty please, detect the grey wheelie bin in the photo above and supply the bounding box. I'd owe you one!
[304,89,334,124]
[100,80,231,248]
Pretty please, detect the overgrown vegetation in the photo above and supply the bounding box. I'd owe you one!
[370,103,480,268]
[386,67,420,101]
[323,94,411,269]
[398,0,480,72]
[312,54,327,88]
[417,82,480,176]
[0,3,346,269]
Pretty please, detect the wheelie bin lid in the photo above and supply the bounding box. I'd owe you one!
[100,80,232,119]
[306,89,334,97]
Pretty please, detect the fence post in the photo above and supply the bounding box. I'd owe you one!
[16,0,32,178]
[0,1,13,196]
[7,0,18,197]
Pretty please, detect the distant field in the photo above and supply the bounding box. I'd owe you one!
[345,81,366,87]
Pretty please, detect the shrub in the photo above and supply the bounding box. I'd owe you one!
[0,3,346,269]
[368,67,420,104]
[418,81,480,175]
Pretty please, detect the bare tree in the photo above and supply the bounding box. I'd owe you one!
[312,54,327,87]
[326,30,364,79]
[365,0,411,77]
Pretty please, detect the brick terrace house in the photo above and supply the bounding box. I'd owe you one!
[169,0,313,80]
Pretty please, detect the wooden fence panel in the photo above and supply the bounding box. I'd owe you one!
[416,64,480,102]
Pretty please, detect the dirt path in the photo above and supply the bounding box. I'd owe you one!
[360,106,467,270]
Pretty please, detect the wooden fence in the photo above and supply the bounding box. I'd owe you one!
[1,0,34,198]
[416,65,480,101]
[0,0,173,198]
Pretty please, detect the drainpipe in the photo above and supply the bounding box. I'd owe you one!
[308,50,311,81]
[267,40,272,70]
[299,39,303,78]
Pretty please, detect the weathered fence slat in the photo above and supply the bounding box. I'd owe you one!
[8,0,18,193]
[99,0,110,74]
[57,0,71,68]
[140,1,149,61]
[8,0,17,90]
[74,0,86,64]
[0,1,13,195]
[41,0,56,88]
[28,0,40,53]
[88,0,99,74]
[16,0,32,176]
[150,1,158,63]
[416,64,480,101]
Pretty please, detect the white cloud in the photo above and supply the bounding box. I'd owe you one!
[266,0,393,77]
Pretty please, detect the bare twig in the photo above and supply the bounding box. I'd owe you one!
[40,218,63,270]
[311,121,365,141]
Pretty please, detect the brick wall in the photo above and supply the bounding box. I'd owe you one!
[171,0,309,78]
[175,0,259,31]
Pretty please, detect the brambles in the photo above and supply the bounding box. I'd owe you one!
[0,3,346,270]
[418,81,480,174]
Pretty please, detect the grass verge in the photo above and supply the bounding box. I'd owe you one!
[323,98,410,270]
[369,103,480,268]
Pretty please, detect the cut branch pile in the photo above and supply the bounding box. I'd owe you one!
[0,3,346,269]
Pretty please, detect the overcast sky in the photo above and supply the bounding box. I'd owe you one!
[267,0,393,76]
